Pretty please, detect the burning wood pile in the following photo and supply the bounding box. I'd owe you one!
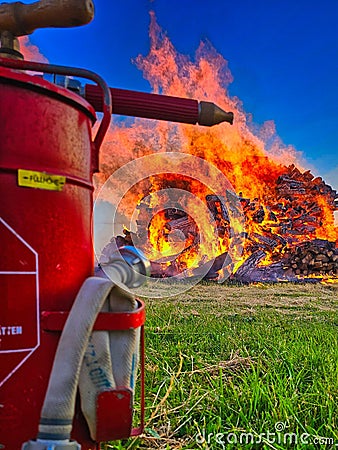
[112,163,338,283]
[233,164,338,282]
[97,15,338,284]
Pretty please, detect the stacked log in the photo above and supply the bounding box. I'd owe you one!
[236,164,338,278]
[273,165,337,239]
[233,250,267,282]
[165,216,199,240]
[282,239,338,276]
[277,164,338,206]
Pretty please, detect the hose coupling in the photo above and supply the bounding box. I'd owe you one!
[21,439,80,450]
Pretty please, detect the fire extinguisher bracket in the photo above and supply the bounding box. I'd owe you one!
[96,388,133,442]
[41,299,146,332]
[40,300,146,441]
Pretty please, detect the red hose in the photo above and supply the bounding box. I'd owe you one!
[85,84,199,124]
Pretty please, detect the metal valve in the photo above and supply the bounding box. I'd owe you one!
[98,246,151,289]
[0,0,94,58]
[22,438,81,450]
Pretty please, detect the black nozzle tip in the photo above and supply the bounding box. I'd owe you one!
[198,101,234,126]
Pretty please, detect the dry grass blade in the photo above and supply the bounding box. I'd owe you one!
[188,349,255,377]
[145,352,184,428]
[139,435,191,449]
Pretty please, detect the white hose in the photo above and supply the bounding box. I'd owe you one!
[37,275,139,442]
[78,284,139,440]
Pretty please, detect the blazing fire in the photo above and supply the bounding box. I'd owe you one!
[94,13,338,282]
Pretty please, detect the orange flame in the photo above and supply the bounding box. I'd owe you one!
[95,13,337,277]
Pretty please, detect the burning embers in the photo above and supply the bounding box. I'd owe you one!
[134,193,229,279]
[111,163,338,283]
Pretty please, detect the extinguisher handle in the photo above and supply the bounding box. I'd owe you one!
[0,57,112,162]
[0,0,94,37]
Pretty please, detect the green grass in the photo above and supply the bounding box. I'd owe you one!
[103,282,338,449]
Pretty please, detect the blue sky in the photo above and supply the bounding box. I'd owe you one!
[22,0,338,189]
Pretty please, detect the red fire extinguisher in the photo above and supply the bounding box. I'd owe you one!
[0,1,233,449]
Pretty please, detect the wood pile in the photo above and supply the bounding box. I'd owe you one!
[234,164,338,280]
[282,239,338,277]
[110,164,338,282]
[274,164,337,239]
[240,164,337,243]
[233,256,297,283]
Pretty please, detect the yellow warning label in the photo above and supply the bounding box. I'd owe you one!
[18,169,66,191]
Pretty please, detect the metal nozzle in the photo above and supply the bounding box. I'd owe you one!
[0,0,94,37]
[99,246,151,289]
[22,439,80,450]
[198,101,234,126]
[0,0,94,59]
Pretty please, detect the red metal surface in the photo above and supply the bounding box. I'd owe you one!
[95,327,146,441]
[131,324,145,437]
[0,57,112,172]
[85,83,199,124]
[0,65,99,449]
[96,388,133,442]
[41,299,146,331]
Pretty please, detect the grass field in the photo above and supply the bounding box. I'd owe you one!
[104,282,338,450]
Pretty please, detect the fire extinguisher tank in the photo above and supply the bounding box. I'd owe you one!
[0,67,97,448]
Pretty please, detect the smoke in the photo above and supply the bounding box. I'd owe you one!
[250,119,305,168]
[323,165,338,225]
[323,165,338,192]
[18,36,49,63]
